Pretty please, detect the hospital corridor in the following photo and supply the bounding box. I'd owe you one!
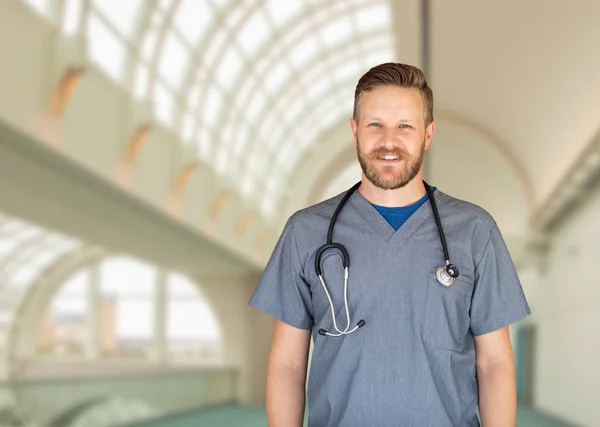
[0,0,598,426]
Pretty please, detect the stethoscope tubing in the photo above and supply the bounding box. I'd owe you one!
[316,180,457,337]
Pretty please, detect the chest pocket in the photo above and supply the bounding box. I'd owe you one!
[422,268,474,352]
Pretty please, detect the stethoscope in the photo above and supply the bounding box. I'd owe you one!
[315,180,459,337]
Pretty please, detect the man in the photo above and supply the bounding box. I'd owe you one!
[249,62,530,426]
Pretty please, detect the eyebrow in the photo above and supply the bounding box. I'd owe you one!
[366,116,414,122]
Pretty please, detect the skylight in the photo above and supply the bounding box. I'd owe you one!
[22,0,395,219]
[91,0,143,39]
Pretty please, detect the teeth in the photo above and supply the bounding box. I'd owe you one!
[383,155,398,160]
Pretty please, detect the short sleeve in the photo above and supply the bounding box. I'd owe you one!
[248,216,314,330]
[470,224,531,336]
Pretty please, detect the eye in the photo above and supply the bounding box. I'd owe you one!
[368,123,382,127]
[399,124,411,129]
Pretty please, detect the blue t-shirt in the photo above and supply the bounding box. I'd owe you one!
[371,187,436,231]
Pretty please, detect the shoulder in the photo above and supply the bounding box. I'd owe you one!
[288,191,346,227]
[435,189,497,233]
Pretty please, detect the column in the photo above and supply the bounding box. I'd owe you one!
[389,0,433,182]
[84,264,100,360]
[152,269,167,364]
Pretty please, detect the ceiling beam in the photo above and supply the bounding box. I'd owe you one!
[0,119,261,277]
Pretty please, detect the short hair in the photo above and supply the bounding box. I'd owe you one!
[353,62,434,126]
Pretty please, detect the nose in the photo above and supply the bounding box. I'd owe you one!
[381,128,399,148]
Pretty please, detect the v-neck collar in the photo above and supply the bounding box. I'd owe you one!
[348,188,440,246]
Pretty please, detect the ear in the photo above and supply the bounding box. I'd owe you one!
[350,117,358,148]
[424,120,435,151]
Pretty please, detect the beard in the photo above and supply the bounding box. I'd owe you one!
[356,137,425,190]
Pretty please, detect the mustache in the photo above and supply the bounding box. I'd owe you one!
[366,147,409,159]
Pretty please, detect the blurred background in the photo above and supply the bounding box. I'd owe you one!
[0,0,598,426]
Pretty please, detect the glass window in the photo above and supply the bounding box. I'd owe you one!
[91,0,143,38]
[261,115,281,149]
[203,27,229,68]
[158,32,190,90]
[26,0,395,219]
[215,148,229,174]
[167,273,221,361]
[99,257,155,358]
[133,64,149,99]
[366,50,394,69]
[281,17,313,52]
[158,0,175,12]
[62,0,83,35]
[174,0,213,46]
[245,92,267,124]
[154,84,176,126]
[100,256,156,296]
[182,112,195,142]
[265,0,304,29]
[220,122,237,150]
[210,0,233,12]
[224,3,248,31]
[266,177,280,194]
[22,0,51,18]
[141,29,159,62]
[333,60,364,84]
[197,127,212,160]
[235,76,259,109]
[0,222,42,257]
[36,269,88,356]
[260,195,276,216]
[215,47,243,90]
[241,175,256,197]
[2,236,80,299]
[262,62,289,96]
[305,75,333,104]
[187,82,202,109]
[232,126,250,157]
[237,12,270,58]
[202,86,223,126]
[288,35,319,68]
[356,4,391,33]
[86,14,126,82]
[319,15,353,48]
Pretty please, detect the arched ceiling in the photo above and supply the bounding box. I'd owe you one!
[19,0,395,217]
[430,0,600,206]
[14,0,600,228]
[0,211,82,335]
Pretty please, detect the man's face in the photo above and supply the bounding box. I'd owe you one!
[350,85,434,190]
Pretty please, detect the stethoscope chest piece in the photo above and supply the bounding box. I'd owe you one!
[436,264,459,287]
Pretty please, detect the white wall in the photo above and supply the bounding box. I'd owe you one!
[532,183,600,426]
[0,1,49,141]
[428,117,530,237]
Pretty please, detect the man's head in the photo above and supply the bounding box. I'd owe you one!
[350,63,435,190]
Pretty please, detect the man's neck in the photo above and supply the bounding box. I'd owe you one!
[357,174,427,207]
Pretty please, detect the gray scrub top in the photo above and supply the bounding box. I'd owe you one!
[249,187,531,427]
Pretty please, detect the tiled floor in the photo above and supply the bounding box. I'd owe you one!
[133,404,572,427]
